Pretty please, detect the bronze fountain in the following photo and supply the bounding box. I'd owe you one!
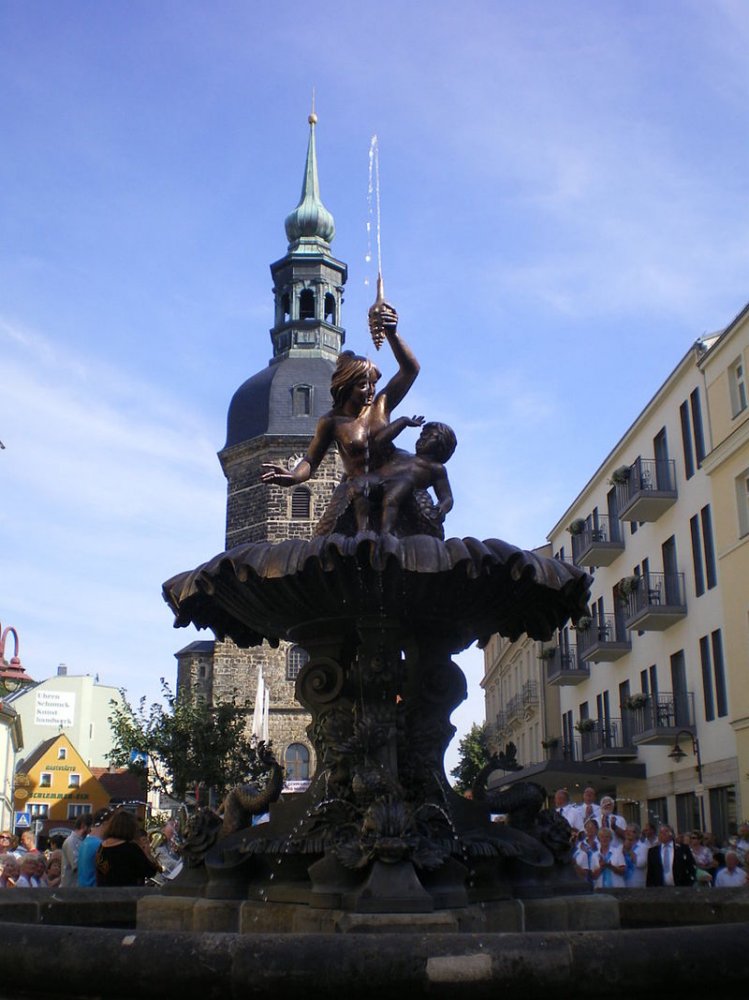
[162,292,592,924]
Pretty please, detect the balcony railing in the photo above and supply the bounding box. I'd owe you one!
[522,680,539,706]
[506,694,523,721]
[543,644,590,686]
[495,711,508,733]
[571,515,625,567]
[626,691,695,746]
[623,572,687,631]
[616,457,678,522]
[578,717,638,761]
[577,612,631,662]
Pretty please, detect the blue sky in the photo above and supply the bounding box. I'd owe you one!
[2,1,748,776]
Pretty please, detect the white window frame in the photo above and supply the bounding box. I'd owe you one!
[729,357,748,418]
[68,773,81,788]
[39,772,52,788]
[736,468,749,538]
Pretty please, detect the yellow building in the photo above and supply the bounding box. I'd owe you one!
[14,732,110,835]
[700,302,749,820]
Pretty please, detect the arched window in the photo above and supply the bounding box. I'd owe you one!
[324,292,336,324]
[285,743,310,781]
[281,292,291,321]
[286,645,309,681]
[290,487,311,520]
[292,384,311,416]
[299,289,315,320]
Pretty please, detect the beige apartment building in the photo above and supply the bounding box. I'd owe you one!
[700,302,749,819]
[484,303,749,840]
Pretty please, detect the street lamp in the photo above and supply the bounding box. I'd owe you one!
[668,729,706,830]
[0,625,35,696]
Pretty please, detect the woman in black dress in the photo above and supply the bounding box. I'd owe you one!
[95,809,160,887]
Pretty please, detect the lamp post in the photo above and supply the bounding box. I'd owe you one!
[0,625,35,696]
[668,729,706,831]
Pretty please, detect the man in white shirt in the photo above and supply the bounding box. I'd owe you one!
[574,786,601,832]
[622,825,648,887]
[61,814,92,887]
[554,788,579,829]
[715,851,748,887]
[598,796,627,841]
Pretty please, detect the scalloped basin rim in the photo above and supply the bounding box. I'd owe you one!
[163,533,592,650]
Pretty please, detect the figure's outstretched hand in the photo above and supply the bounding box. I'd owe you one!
[261,463,297,487]
[405,415,425,427]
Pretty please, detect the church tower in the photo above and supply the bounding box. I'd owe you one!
[175,114,346,784]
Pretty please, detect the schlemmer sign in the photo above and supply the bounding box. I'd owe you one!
[34,690,76,728]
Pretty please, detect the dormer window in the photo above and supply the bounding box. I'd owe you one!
[292,384,312,417]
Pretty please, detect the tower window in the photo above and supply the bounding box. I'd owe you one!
[290,487,311,520]
[281,292,291,322]
[292,384,312,416]
[284,743,310,781]
[286,645,309,681]
[324,292,336,324]
[299,289,315,320]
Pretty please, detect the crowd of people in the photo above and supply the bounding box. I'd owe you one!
[0,807,181,889]
[554,786,749,889]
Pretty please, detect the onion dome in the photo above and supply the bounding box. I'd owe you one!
[284,113,335,246]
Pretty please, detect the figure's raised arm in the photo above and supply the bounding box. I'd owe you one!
[368,301,420,415]
[261,415,335,487]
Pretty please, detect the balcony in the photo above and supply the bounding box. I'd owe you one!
[522,680,539,715]
[628,691,696,746]
[576,612,631,662]
[616,457,677,522]
[578,718,638,762]
[571,515,625,567]
[543,644,590,686]
[623,572,687,631]
[506,693,523,722]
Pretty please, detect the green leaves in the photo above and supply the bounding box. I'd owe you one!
[107,679,267,802]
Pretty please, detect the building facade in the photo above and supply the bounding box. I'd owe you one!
[485,306,749,840]
[175,115,347,783]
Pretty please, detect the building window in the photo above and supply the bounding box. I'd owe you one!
[29,803,49,818]
[57,748,67,761]
[324,292,337,324]
[292,384,312,417]
[700,630,728,719]
[680,401,695,480]
[290,487,311,520]
[39,773,52,788]
[711,630,728,718]
[701,505,717,589]
[729,357,748,417]
[299,289,315,320]
[68,774,81,789]
[284,743,310,781]
[699,635,715,722]
[690,388,706,466]
[286,645,309,681]
[675,792,700,834]
[709,785,737,842]
[690,515,705,597]
[647,797,669,829]
[67,804,92,819]
[735,468,749,538]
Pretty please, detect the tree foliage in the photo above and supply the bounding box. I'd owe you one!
[450,722,493,794]
[107,679,266,802]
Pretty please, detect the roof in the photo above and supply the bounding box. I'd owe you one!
[91,768,146,803]
[224,355,336,448]
[17,735,58,772]
[175,640,215,657]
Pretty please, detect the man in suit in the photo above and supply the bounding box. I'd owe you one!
[646,824,696,887]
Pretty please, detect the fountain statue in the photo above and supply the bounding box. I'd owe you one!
[162,292,592,926]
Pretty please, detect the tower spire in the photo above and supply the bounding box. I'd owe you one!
[284,111,335,247]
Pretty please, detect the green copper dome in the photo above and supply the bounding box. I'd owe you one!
[284,114,335,246]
